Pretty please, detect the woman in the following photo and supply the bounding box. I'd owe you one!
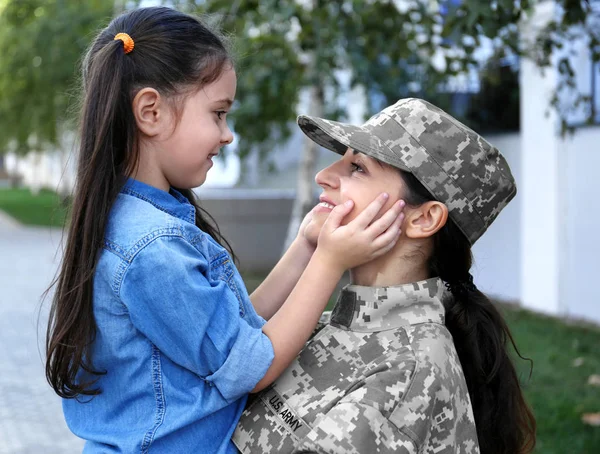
[233,98,536,454]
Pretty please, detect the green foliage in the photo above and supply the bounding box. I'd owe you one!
[525,0,600,133]
[168,0,598,159]
[0,187,68,226]
[0,0,597,162]
[0,0,115,155]
[171,0,492,158]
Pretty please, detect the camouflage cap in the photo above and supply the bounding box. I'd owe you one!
[297,98,517,244]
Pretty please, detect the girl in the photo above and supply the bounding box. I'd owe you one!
[233,98,537,454]
[45,7,405,453]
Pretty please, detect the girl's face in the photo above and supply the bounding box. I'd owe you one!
[304,148,407,244]
[154,67,237,189]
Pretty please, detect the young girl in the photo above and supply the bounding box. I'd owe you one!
[233,98,537,454]
[45,7,405,453]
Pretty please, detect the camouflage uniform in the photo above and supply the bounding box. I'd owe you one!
[233,278,479,453]
[233,98,516,453]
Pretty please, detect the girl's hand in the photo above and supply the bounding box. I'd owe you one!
[296,207,317,250]
[314,193,405,272]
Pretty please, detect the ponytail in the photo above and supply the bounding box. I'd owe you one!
[46,7,234,399]
[46,38,133,398]
[400,171,536,454]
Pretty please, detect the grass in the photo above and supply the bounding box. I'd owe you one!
[0,188,68,227]
[501,305,600,453]
[244,273,600,453]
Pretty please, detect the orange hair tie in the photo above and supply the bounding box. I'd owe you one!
[114,33,134,54]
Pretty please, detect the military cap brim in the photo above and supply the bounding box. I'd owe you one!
[297,115,411,172]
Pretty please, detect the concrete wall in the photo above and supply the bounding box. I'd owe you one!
[195,189,296,272]
[517,0,600,324]
[519,0,564,317]
[563,127,600,323]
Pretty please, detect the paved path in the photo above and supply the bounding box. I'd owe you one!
[0,213,85,453]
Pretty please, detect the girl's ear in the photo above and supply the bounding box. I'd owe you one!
[132,87,165,137]
[404,201,448,239]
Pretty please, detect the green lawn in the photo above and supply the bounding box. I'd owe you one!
[244,273,600,453]
[0,188,68,227]
[501,305,600,453]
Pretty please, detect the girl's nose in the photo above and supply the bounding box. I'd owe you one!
[221,124,234,145]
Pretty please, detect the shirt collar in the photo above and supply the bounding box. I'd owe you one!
[329,277,448,332]
[121,178,196,225]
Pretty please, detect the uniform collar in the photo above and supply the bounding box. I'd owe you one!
[329,277,448,332]
[121,178,196,225]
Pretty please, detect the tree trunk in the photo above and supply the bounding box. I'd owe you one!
[282,82,324,252]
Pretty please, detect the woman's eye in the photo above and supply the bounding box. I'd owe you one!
[215,111,227,120]
[351,163,364,173]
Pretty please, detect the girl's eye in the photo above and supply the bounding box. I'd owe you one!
[216,111,227,120]
[351,162,364,173]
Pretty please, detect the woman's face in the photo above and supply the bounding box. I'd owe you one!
[304,147,407,244]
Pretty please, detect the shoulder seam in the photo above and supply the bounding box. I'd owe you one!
[113,228,189,297]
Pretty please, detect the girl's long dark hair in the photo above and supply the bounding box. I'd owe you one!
[400,170,536,454]
[46,7,235,399]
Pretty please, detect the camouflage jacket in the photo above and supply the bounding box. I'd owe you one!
[232,278,480,454]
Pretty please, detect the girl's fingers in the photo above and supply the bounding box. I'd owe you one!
[348,193,389,229]
[371,211,405,251]
[322,199,354,231]
[366,200,405,237]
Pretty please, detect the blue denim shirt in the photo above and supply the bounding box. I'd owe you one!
[63,179,274,453]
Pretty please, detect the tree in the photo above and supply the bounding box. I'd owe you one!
[0,0,116,183]
[170,0,598,251]
[442,0,600,133]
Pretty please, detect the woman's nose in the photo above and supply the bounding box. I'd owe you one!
[315,162,340,189]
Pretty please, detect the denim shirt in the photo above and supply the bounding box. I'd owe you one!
[63,179,274,453]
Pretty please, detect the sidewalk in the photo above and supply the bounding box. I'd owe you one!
[0,211,84,453]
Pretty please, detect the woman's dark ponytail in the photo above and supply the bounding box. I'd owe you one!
[400,170,536,454]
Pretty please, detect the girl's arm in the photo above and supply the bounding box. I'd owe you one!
[250,210,316,320]
[253,194,405,392]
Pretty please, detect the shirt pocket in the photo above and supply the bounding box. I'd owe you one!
[209,251,245,316]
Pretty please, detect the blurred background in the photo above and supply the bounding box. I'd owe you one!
[0,0,599,452]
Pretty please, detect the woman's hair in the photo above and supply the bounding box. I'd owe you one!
[400,170,536,454]
[46,7,236,399]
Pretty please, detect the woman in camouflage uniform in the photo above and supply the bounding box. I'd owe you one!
[233,98,536,454]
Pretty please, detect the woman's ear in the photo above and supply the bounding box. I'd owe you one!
[403,201,448,239]
[132,87,166,137]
